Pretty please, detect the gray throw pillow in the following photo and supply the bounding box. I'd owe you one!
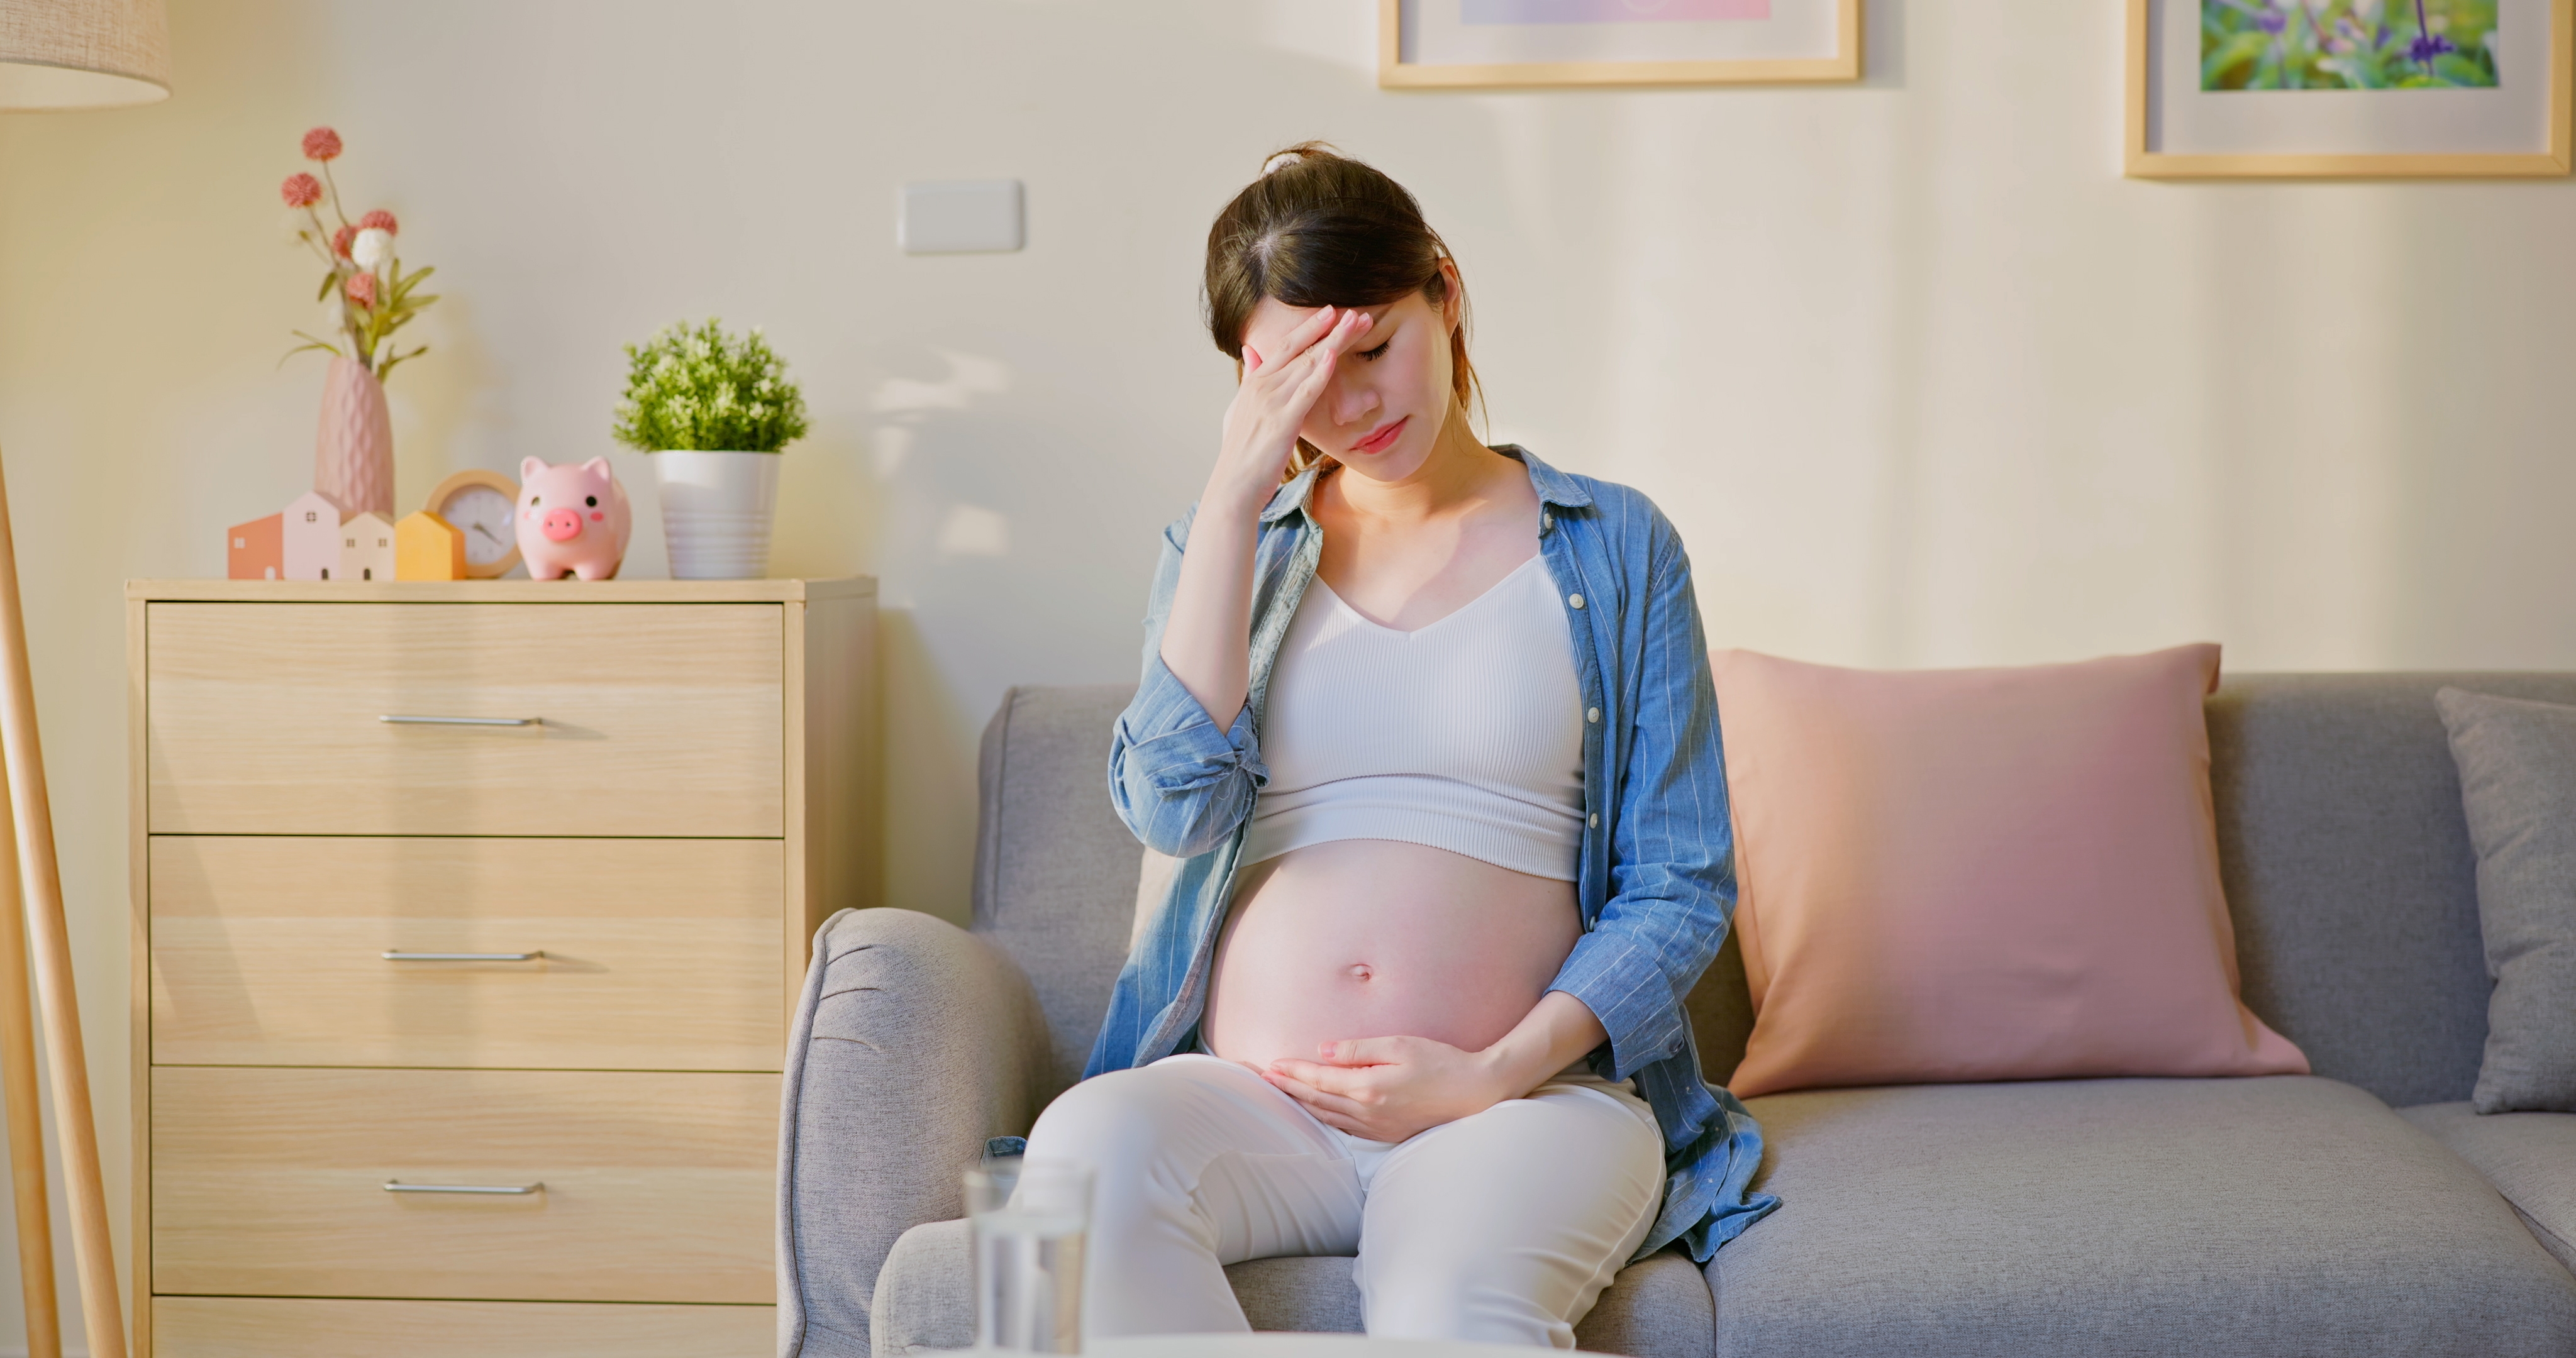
[2435,687,2576,1113]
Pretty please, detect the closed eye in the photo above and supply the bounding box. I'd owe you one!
[1358,341,1392,362]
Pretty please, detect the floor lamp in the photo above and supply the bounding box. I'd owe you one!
[0,5,172,1356]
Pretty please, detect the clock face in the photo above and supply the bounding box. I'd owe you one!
[426,469,523,579]
[445,486,518,567]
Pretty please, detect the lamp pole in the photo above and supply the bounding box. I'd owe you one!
[0,452,119,1358]
[1,6,174,1355]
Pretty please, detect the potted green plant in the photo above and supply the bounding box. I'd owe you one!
[612,318,810,579]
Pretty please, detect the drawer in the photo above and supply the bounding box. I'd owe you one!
[150,837,785,1071]
[152,1297,772,1358]
[152,1067,775,1304]
[145,603,784,836]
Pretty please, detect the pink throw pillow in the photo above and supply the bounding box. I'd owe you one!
[1712,644,2307,1098]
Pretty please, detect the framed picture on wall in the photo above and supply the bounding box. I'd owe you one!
[2126,0,2573,177]
[1377,0,1862,89]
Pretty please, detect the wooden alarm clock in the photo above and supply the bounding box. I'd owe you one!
[424,468,522,578]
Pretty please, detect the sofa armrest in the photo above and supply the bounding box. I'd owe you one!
[871,1218,977,1356]
[778,908,1049,1358]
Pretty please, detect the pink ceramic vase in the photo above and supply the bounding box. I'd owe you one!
[314,355,394,517]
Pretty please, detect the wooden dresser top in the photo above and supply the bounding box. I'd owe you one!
[128,577,874,604]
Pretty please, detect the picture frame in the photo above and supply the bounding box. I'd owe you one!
[1377,0,1862,89]
[2126,0,2573,178]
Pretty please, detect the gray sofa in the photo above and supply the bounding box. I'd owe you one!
[777,675,2576,1357]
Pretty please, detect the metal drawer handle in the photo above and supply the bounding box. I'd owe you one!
[382,951,544,963]
[379,714,542,727]
[384,1180,543,1195]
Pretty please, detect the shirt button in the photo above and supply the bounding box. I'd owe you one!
[1586,707,1601,724]
[1568,592,1585,610]
[1542,512,1554,531]
[1588,812,1600,828]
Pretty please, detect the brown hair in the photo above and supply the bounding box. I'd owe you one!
[1204,143,1483,480]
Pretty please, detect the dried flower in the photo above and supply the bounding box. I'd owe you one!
[279,123,434,384]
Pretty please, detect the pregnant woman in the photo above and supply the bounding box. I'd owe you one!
[1023,145,1777,1348]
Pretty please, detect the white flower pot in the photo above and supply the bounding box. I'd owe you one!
[652,450,780,580]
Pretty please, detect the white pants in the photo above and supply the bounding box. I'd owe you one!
[1022,1052,1665,1349]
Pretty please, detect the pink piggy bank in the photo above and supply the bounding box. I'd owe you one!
[516,456,632,580]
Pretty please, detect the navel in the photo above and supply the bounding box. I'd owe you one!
[1345,963,1374,983]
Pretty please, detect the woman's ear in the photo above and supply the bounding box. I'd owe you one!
[1437,257,1465,333]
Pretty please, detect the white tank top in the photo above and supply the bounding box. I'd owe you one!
[1241,554,1587,881]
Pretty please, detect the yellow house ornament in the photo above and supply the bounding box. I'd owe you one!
[395,510,466,581]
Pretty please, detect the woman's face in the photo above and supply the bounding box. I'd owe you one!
[1239,268,1460,482]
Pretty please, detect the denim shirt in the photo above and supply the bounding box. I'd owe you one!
[1090,445,1780,1264]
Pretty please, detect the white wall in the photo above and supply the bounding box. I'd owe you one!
[3,0,2574,1347]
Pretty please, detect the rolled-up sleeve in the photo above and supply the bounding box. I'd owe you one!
[1548,512,1735,1081]
[1108,512,1269,858]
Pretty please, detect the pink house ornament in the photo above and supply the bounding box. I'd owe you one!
[281,490,342,581]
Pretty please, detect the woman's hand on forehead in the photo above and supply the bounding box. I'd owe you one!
[1243,303,1368,375]
[1191,303,1372,523]
[1245,302,1385,372]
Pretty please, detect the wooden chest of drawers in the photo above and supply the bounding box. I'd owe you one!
[128,578,878,1357]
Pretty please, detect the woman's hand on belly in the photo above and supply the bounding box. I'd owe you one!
[1262,990,1610,1143]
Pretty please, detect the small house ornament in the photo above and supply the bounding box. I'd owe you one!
[395,511,465,580]
[281,491,341,581]
[341,510,396,582]
[227,514,282,581]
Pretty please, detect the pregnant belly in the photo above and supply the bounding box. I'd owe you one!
[1203,839,1582,1074]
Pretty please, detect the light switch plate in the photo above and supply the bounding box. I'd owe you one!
[899,180,1024,254]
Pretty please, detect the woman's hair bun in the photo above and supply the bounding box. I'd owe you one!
[1260,141,1337,176]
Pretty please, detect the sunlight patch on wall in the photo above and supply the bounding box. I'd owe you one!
[873,349,1011,414]
[872,424,913,477]
[935,504,1010,558]
[1259,0,1375,73]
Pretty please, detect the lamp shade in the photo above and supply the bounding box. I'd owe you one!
[0,0,169,110]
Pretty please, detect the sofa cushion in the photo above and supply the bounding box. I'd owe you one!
[1568,1252,1716,1358]
[974,685,1145,1097]
[1708,1076,2576,1357]
[2433,687,2576,1112]
[872,1218,1714,1357]
[1713,644,2304,1097]
[2399,1101,2576,1273]
[1693,672,2576,1103]
[1226,1252,1713,1356]
[2199,673,2576,1109]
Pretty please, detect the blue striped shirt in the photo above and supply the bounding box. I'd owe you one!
[1090,445,1779,1263]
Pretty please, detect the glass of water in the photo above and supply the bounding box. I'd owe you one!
[965,1156,1093,1352]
